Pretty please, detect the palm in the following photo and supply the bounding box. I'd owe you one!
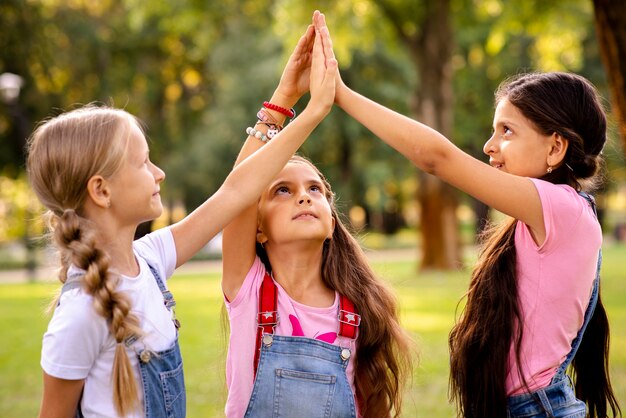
[280,58,311,100]
[275,25,315,103]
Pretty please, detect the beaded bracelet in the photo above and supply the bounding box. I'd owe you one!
[255,121,281,139]
[246,126,268,143]
[263,101,295,118]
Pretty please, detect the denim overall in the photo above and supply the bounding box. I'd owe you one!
[507,193,600,418]
[243,273,359,418]
[61,263,185,418]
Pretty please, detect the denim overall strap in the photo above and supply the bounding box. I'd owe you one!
[338,295,361,339]
[253,272,361,378]
[508,192,602,417]
[146,263,181,330]
[551,191,601,382]
[254,271,279,378]
[59,262,185,417]
[244,336,358,418]
[138,262,186,418]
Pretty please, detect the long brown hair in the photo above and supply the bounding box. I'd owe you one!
[449,72,621,417]
[257,155,414,417]
[27,105,144,415]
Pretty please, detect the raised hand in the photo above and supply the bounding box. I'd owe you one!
[312,10,346,101]
[273,25,316,108]
[307,11,337,118]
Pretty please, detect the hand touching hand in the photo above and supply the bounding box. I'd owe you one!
[312,10,346,102]
[274,25,316,107]
[306,11,337,119]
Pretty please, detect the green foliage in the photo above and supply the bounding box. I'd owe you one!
[0,0,620,242]
[0,175,44,241]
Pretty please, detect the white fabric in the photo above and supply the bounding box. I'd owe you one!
[40,227,177,417]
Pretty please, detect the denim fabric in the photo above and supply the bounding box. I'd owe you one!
[507,377,586,418]
[139,263,186,418]
[244,335,357,418]
[507,192,599,418]
[138,341,186,418]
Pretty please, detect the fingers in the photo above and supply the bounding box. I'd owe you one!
[312,11,336,65]
[292,24,315,58]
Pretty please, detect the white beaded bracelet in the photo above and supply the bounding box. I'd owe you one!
[246,126,268,143]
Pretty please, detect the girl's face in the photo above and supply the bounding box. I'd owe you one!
[483,99,554,178]
[107,121,165,226]
[257,161,335,247]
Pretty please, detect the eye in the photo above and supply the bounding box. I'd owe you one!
[310,185,322,193]
[275,186,290,195]
[502,126,513,137]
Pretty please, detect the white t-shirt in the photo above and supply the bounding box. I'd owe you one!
[41,227,177,417]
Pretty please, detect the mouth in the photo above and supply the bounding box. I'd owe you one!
[490,161,504,169]
[293,211,318,220]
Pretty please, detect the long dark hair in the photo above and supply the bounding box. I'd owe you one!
[449,72,621,417]
[257,155,414,417]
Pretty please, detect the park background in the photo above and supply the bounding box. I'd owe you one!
[1,0,625,416]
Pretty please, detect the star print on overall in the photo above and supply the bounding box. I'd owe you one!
[289,315,337,343]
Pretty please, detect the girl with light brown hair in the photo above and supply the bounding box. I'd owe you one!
[29,20,336,417]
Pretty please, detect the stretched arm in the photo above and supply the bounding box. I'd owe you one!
[171,23,337,271]
[39,373,84,418]
[315,13,543,237]
[222,24,316,300]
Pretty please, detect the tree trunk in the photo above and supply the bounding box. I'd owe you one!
[411,0,461,270]
[592,0,626,154]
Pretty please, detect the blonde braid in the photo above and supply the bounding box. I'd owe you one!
[53,208,142,415]
[27,105,146,415]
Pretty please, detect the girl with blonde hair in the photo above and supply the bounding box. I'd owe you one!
[30,20,336,417]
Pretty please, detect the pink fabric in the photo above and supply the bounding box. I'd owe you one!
[506,179,601,395]
[224,257,358,418]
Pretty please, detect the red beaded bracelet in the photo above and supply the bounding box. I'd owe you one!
[263,101,295,118]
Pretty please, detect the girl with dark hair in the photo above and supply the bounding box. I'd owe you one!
[315,12,621,418]
[221,12,413,418]
[29,18,336,418]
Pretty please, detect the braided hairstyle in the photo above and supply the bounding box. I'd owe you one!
[27,105,144,415]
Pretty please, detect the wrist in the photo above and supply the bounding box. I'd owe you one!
[270,90,298,110]
[335,81,349,108]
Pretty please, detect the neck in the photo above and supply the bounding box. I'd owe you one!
[94,221,139,276]
[266,242,334,307]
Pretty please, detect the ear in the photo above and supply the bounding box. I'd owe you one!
[327,216,336,240]
[86,175,111,209]
[256,224,268,245]
[547,133,569,167]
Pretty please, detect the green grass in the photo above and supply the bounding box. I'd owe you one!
[1,244,625,417]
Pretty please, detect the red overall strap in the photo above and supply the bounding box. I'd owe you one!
[254,271,278,378]
[338,294,361,340]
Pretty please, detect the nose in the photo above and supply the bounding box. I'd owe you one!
[297,190,312,205]
[483,133,497,156]
[152,162,166,183]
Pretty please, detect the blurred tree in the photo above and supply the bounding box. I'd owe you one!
[592,0,626,156]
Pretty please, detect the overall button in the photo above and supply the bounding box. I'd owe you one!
[140,350,152,363]
[262,334,273,347]
[341,348,351,360]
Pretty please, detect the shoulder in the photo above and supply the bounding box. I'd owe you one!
[226,256,266,310]
[134,227,177,280]
[48,289,109,339]
[529,179,591,215]
[42,289,111,378]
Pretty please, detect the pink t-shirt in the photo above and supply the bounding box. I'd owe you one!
[506,179,601,395]
[224,256,358,418]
